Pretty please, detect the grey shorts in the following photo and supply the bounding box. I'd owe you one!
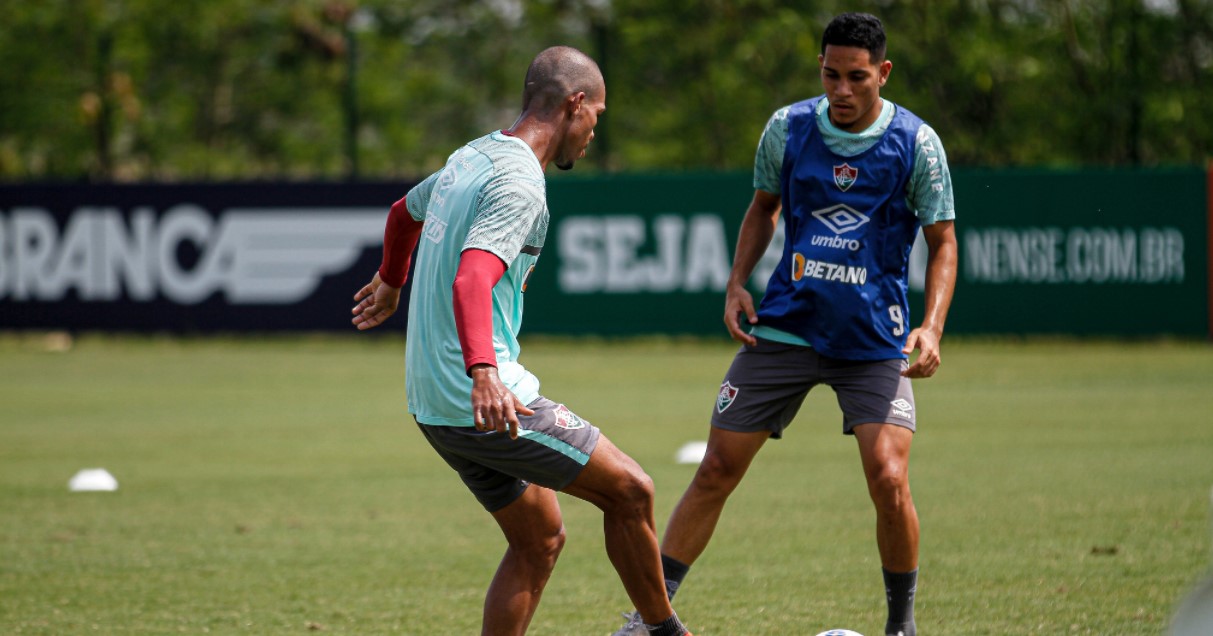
[416,396,601,513]
[711,338,916,439]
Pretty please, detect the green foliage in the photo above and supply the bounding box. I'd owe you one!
[0,0,1211,180]
[1,335,1211,634]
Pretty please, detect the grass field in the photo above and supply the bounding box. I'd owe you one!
[2,334,1212,635]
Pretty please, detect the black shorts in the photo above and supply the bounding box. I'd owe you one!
[416,397,601,513]
[711,338,916,439]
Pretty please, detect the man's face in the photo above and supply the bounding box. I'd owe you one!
[556,88,606,171]
[818,45,891,132]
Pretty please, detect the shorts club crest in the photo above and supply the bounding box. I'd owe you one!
[717,381,739,413]
[554,404,586,430]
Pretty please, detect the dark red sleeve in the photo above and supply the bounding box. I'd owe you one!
[378,195,424,288]
[452,249,508,374]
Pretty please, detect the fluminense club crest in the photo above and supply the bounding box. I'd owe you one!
[717,381,739,413]
[554,404,586,430]
[833,163,859,191]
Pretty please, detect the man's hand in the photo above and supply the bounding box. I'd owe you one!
[906,220,955,378]
[901,327,942,378]
[469,365,535,439]
[351,272,401,330]
[723,283,759,346]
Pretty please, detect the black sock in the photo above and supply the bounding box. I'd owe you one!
[882,567,917,636]
[660,554,691,601]
[645,612,687,636]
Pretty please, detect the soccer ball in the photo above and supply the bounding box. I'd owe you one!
[814,631,864,636]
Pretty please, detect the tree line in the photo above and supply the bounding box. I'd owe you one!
[1,0,1210,181]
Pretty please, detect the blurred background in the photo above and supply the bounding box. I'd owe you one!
[1,0,1211,335]
[2,0,1212,180]
[3,4,1213,635]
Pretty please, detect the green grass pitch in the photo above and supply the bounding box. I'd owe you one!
[2,334,1212,635]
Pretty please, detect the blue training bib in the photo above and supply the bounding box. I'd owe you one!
[756,96,923,360]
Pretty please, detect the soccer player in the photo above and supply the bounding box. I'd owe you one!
[612,13,956,636]
[352,47,691,636]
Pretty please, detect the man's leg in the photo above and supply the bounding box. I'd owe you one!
[562,435,687,635]
[609,427,770,636]
[853,422,917,571]
[484,484,567,636]
[661,426,769,566]
[853,422,918,636]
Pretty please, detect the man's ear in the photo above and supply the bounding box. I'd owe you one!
[567,91,586,116]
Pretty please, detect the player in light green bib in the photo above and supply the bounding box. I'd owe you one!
[352,47,692,636]
[401,130,547,426]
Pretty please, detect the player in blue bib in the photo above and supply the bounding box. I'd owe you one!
[760,94,930,359]
[613,13,957,636]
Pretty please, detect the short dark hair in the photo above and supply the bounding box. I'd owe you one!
[521,46,603,112]
[821,12,887,61]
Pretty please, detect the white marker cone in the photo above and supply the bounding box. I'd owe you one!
[68,468,118,492]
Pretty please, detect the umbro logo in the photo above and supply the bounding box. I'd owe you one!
[437,167,457,190]
[811,204,870,235]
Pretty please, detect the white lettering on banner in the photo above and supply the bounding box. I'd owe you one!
[105,208,157,301]
[557,219,604,293]
[604,216,647,291]
[558,214,731,293]
[158,205,214,303]
[685,215,730,291]
[11,207,56,300]
[0,206,386,304]
[649,216,684,291]
[964,226,1185,284]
